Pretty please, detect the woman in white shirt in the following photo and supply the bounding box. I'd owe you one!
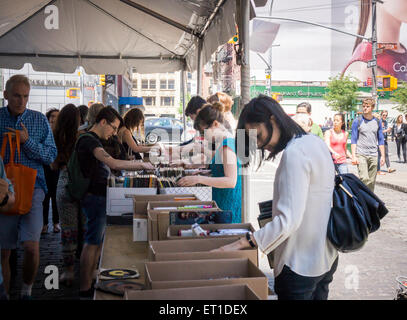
[215,95,338,300]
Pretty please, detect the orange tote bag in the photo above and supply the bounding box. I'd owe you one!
[0,131,37,215]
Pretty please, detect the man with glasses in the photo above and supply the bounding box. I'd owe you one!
[351,98,385,192]
[75,106,153,299]
[377,110,395,175]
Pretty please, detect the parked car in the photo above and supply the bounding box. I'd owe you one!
[144,117,184,143]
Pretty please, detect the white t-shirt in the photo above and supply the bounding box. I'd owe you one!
[253,134,338,277]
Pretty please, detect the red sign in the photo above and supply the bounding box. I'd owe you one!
[367,77,372,86]
[378,43,397,50]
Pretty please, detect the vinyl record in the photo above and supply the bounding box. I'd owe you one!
[95,280,145,296]
[99,268,139,280]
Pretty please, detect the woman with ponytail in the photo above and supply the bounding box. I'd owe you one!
[177,102,242,223]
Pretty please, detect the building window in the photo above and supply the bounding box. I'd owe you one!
[160,96,174,106]
[141,79,148,89]
[144,97,156,106]
[168,79,175,90]
[149,79,156,89]
[160,80,167,90]
[133,79,137,89]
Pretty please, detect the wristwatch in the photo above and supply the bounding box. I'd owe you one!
[246,232,256,248]
[0,193,9,208]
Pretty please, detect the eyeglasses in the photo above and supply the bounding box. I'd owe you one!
[107,122,118,133]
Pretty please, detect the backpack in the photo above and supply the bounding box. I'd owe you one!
[327,168,389,252]
[66,133,95,201]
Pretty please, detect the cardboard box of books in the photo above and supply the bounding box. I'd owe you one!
[132,194,196,242]
[144,258,268,300]
[124,284,261,300]
[167,223,255,240]
[147,201,220,241]
[133,194,197,217]
[148,237,258,266]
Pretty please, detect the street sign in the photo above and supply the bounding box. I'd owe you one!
[367,60,377,68]
[265,74,271,79]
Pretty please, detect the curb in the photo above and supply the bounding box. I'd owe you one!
[376,181,407,194]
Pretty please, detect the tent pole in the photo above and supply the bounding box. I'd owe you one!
[238,0,251,224]
[181,65,186,140]
[197,38,203,96]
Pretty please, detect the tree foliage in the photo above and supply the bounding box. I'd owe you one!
[324,75,359,113]
[390,81,407,114]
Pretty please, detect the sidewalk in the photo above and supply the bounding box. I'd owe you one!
[348,140,407,193]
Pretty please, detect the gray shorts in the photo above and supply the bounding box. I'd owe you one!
[0,189,45,249]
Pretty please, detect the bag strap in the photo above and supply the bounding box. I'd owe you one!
[0,135,7,159]
[1,132,17,164]
[14,131,21,163]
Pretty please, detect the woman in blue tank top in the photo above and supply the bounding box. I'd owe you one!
[177,102,242,223]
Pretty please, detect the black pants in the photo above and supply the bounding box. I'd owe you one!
[396,138,407,162]
[274,257,339,300]
[43,165,60,225]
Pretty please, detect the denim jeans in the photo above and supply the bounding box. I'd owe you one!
[80,194,107,245]
[336,163,349,174]
[274,257,339,300]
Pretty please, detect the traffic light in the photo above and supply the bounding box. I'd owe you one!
[99,74,106,86]
[66,88,79,98]
[272,92,282,102]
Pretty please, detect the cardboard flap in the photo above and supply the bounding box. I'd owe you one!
[124,284,261,300]
[149,237,241,254]
[145,258,251,281]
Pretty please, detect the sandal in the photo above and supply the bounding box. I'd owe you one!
[41,225,48,234]
[377,171,386,175]
[53,224,61,233]
[388,168,396,173]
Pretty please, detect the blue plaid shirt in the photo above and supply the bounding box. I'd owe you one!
[0,106,57,193]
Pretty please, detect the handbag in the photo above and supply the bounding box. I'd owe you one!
[0,131,37,215]
[327,165,388,252]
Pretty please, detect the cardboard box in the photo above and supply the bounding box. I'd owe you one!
[107,187,157,216]
[133,217,148,242]
[149,237,258,266]
[124,284,260,300]
[159,186,212,201]
[167,223,255,240]
[133,194,197,217]
[145,258,268,300]
[147,201,220,241]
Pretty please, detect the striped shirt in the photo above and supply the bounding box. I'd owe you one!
[0,106,57,193]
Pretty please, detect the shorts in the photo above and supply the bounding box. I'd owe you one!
[0,189,45,249]
[81,194,106,245]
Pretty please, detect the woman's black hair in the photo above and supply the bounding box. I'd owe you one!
[185,96,206,117]
[46,108,59,121]
[77,105,88,125]
[334,113,346,131]
[236,95,306,168]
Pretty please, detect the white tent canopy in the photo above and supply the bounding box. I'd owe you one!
[0,0,238,74]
